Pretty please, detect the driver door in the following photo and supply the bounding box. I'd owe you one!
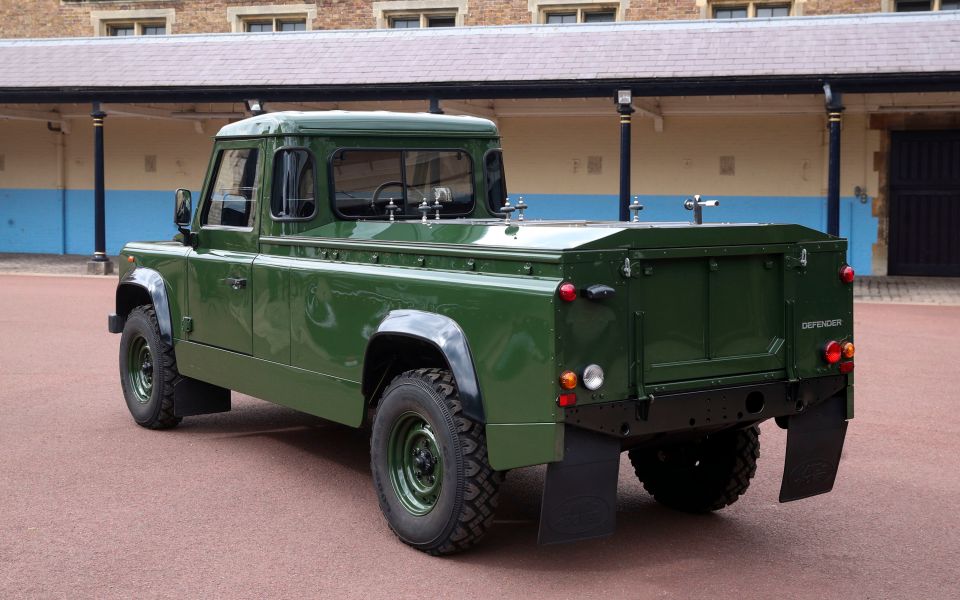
[187,142,263,355]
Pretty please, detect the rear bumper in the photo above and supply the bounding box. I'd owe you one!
[564,375,847,441]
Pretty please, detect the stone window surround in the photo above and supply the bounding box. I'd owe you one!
[373,1,469,29]
[698,0,805,19]
[226,4,317,32]
[90,8,175,36]
[529,0,628,24]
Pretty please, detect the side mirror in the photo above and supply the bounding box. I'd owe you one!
[174,188,194,246]
[175,188,192,226]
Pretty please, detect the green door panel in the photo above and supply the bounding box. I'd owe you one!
[486,423,563,471]
[187,248,255,354]
[252,256,291,364]
[174,339,364,427]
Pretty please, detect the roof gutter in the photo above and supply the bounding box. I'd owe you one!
[3,72,960,105]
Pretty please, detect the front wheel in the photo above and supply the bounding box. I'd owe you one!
[370,368,502,555]
[118,305,181,430]
[628,426,760,513]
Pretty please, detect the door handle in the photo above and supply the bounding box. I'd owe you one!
[225,277,247,290]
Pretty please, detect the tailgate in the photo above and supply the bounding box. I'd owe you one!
[630,245,789,390]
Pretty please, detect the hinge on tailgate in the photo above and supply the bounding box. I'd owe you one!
[181,316,193,333]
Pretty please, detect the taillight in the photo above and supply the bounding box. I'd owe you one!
[839,362,855,374]
[842,342,855,359]
[839,265,855,284]
[557,392,577,407]
[824,340,842,364]
[559,370,578,390]
[558,282,577,302]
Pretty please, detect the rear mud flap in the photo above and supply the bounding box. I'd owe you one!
[173,377,231,417]
[538,426,620,545]
[779,396,848,502]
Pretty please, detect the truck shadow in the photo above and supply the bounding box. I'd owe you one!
[171,396,373,476]
[168,397,779,570]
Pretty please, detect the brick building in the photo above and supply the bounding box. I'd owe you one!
[1,2,960,276]
[1,1,956,37]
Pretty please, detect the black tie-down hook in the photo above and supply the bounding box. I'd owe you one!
[683,194,720,225]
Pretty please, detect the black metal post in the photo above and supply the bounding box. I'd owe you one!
[824,84,844,237]
[91,102,107,262]
[618,100,634,221]
[429,97,443,114]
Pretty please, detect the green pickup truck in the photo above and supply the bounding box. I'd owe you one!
[108,111,854,554]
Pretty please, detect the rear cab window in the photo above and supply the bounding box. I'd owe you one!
[331,148,475,219]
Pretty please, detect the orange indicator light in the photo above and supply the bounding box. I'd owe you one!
[559,370,578,390]
[842,342,855,359]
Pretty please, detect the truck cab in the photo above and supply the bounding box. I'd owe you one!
[109,111,854,554]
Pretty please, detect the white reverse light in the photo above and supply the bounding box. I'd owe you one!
[582,364,605,391]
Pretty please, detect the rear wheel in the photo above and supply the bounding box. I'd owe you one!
[118,305,181,430]
[370,368,502,555]
[628,426,760,513]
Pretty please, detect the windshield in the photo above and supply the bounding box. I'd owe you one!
[331,148,475,219]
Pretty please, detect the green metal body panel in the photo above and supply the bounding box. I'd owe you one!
[115,111,854,473]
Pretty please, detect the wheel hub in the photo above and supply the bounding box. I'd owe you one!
[388,412,443,516]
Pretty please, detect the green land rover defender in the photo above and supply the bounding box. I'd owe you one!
[108,111,854,554]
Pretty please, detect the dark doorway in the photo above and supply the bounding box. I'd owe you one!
[888,130,960,276]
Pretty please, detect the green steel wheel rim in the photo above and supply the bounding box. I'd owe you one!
[388,411,443,516]
[127,334,154,404]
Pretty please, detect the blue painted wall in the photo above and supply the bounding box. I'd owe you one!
[1,188,180,256]
[0,188,877,274]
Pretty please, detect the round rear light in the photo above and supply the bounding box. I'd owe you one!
[582,364,605,390]
[559,370,578,390]
[558,282,577,302]
[839,265,855,284]
[824,340,842,364]
[842,342,855,359]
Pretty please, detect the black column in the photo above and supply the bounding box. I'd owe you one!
[825,86,844,237]
[618,102,635,222]
[91,102,107,262]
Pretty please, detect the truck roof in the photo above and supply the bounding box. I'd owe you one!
[216,110,499,138]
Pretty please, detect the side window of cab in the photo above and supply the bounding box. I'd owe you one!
[271,148,317,221]
[201,147,261,229]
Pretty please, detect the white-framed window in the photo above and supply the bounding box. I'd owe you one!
[531,1,625,24]
[388,12,456,28]
[373,1,467,29]
[226,4,317,33]
[710,1,792,18]
[91,9,175,36]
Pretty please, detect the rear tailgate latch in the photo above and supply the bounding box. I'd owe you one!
[786,248,809,270]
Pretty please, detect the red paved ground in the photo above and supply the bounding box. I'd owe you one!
[1,274,958,599]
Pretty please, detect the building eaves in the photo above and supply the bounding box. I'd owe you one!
[0,12,958,103]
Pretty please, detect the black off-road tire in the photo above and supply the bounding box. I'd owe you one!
[118,305,182,430]
[370,368,503,555]
[628,426,760,513]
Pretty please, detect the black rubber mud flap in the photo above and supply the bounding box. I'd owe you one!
[173,377,231,417]
[538,426,621,545]
[779,396,848,502]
